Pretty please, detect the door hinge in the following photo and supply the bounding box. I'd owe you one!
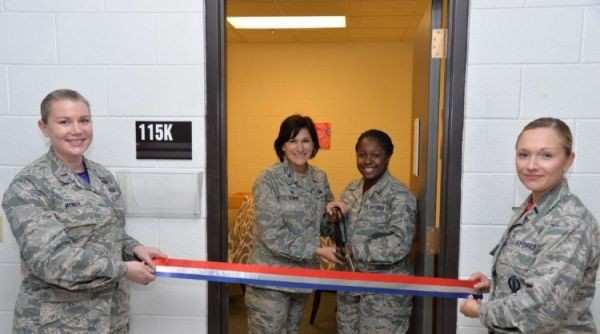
[425,226,440,255]
[431,28,447,59]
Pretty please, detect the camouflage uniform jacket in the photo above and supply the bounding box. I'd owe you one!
[249,160,332,292]
[340,171,416,274]
[2,149,141,334]
[480,180,600,333]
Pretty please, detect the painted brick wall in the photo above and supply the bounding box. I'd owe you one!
[2,1,598,333]
[0,1,208,333]
[459,1,600,333]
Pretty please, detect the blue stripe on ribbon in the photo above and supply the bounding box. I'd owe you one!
[156,271,471,299]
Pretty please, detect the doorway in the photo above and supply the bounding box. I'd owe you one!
[206,1,469,333]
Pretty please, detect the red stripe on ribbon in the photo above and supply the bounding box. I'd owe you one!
[154,258,476,289]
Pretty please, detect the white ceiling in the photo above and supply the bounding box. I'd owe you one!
[226,0,428,43]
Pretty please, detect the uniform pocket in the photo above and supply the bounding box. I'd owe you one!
[278,194,304,217]
[54,197,96,227]
[40,301,98,333]
[365,204,389,229]
[497,239,537,275]
[60,214,97,241]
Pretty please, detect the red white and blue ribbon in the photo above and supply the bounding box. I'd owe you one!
[155,258,477,299]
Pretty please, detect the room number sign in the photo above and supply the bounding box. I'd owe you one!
[135,121,192,160]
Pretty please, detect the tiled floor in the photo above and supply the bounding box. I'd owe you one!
[228,285,337,333]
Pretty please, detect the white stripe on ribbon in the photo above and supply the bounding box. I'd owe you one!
[155,259,477,299]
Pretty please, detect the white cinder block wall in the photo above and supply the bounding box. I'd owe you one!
[0,1,208,333]
[459,1,600,333]
[2,0,599,333]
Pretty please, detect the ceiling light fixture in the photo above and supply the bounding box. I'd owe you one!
[227,16,346,29]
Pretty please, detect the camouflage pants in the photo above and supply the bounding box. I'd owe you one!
[245,286,309,334]
[337,292,411,334]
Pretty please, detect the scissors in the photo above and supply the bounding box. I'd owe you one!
[332,207,355,272]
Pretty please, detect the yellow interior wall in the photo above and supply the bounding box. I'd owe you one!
[227,41,414,197]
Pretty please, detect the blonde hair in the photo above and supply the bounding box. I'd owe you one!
[40,89,90,123]
[516,117,573,155]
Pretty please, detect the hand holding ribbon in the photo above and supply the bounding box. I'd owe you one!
[155,258,481,299]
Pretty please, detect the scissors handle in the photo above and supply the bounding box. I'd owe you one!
[345,252,356,272]
[331,207,355,271]
[332,207,348,247]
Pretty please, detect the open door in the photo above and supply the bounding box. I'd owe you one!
[410,0,469,333]
[205,0,469,333]
[409,0,443,332]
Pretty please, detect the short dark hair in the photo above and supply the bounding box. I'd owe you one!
[355,129,394,157]
[274,114,320,162]
[517,117,573,155]
[41,89,90,123]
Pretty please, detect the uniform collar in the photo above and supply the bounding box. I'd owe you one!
[351,170,392,196]
[512,179,569,221]
[47,148,96,187]
[281,159,318,186]
[47,148,77,184]
[532,179,569,218]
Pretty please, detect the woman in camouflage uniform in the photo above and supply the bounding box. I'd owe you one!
[245,114,340,334]
[460,118,600,333]
[327,129,417,334]
[2,89,166,334]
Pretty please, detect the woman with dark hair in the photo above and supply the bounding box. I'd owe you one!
[327,129,416,334]
[245,114,340,334]
[460,117,600,333]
